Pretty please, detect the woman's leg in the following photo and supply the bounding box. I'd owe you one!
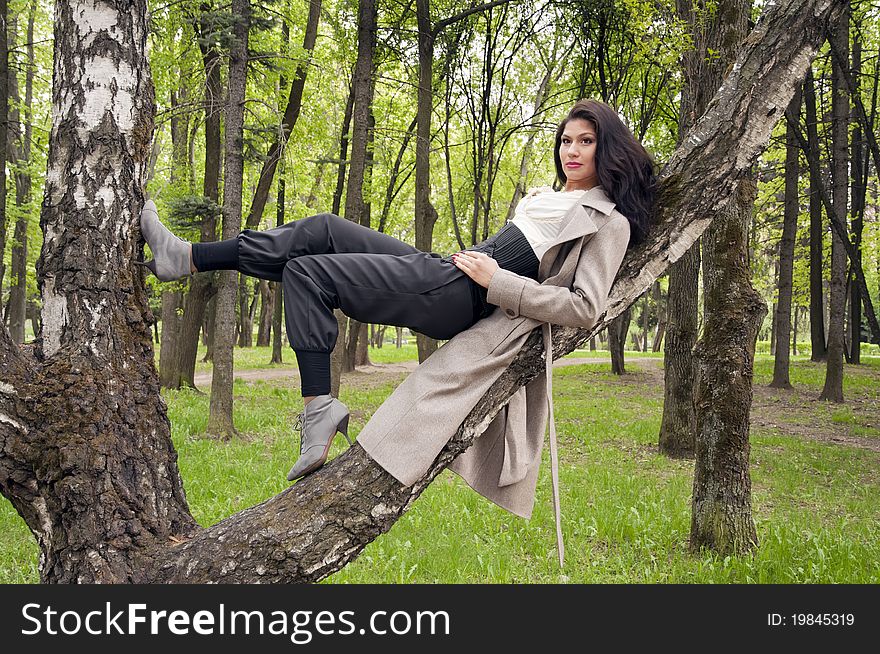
[194,213,421,282]
[283,251,476,482]
[282,252,476,397]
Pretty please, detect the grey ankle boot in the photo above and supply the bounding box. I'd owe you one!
[286,395,353,482]
[136,199,193,281]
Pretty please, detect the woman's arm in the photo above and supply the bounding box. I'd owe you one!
[484,216,631,329]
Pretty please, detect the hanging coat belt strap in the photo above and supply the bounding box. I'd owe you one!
[543,322,565,567]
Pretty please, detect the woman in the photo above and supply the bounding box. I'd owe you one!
[138,99,655,500]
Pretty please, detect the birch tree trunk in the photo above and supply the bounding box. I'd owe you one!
[0,0,847,583]
[1,0,197,582]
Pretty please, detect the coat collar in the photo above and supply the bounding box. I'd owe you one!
[557,185,615,241]
[538,185,616,279]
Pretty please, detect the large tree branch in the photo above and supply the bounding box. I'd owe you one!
[432,0,515,36]
[148,0,846,583]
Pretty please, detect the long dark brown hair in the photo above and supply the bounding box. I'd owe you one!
[554,99,656,247]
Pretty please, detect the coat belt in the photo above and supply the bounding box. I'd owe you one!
[542,322,565,567]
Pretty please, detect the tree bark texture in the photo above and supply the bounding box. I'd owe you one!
[687,0,761,555]
[770,88,802,389]
[691,178,764,554]
[0,0,846,583]
[658,244,699,457]
[206,0,249,438]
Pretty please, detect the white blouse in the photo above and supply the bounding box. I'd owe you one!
[509,186,585,261]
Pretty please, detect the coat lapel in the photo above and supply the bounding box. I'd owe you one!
[538,185,616,281]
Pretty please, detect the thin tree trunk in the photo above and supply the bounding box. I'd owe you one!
[804,69,827,362]
[7,0,36,344]
[651,279,665,351]
[770,87,802,389]
[345,97,376,371]
[609,308,631,374]
[174,2,224,388]
[158,84,191,387]
[271,177,285,364]
[414,0,440,363]
[243,0,321,230]
[159,290,184,388]
[331,86,354,216]
[0,0,9,293]
[848,26,864,364]
[257,280,273,347]
[659,239,700,457]
[658,0,706,459]
[820,8,849,403]
[378,115,417,234]
[206,0,249,438]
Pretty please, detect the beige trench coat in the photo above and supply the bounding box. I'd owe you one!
[357,185,631,563]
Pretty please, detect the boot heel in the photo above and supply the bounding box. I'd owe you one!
[338,414,352,445]
[133,259,158,275]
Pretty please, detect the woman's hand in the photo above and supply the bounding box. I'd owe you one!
[452,250,499,289]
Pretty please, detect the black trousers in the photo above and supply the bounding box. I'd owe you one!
[196,213,484,393]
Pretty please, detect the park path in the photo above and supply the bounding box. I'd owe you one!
[191,356,617,388]
[190,355,880,453]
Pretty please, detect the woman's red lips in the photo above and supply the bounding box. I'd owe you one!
[565,162,582,168]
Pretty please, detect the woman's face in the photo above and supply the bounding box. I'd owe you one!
[558,118,598,191]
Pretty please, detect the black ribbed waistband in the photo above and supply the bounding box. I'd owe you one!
[447,223,539,320]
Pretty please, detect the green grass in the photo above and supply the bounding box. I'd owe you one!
[2,346,878,583]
